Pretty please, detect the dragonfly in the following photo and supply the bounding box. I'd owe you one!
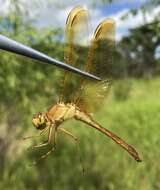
[23,6,141,163]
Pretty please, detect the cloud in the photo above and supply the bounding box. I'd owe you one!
[24,2,160,41]
[111,6,160,40]
[0,0,159,41]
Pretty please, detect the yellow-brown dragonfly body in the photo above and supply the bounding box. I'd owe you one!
[32,102,141,162]
[24,6,141,163]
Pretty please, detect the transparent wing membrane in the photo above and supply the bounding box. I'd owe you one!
[77,19,115,112]
[89,19,115,78]
[59,6,115,113]
[59,6,89,103]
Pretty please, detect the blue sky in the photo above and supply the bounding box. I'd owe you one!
[100,1,145,15]
[0,0,159,57]
[0,0,159,41]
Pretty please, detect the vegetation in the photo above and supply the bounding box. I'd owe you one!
[0,78,160,190]
[0,0,160,189]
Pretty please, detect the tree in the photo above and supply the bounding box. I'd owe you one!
[117,21,160,78]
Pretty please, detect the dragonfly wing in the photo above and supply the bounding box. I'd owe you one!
[59,6,89,103]
[78,19,115,112]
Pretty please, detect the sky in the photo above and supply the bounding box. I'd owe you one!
[0,0,159,41]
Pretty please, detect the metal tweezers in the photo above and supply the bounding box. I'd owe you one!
[0,35,101,81]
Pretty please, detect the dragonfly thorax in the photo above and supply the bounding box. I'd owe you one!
[32,103,77,130]
[47,102,77,124]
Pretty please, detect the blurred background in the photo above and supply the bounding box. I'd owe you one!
[0,0,160,189]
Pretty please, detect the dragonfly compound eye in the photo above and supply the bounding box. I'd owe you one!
[32,113,47,130]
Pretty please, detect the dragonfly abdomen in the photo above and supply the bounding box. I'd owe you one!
[74,110,141,162]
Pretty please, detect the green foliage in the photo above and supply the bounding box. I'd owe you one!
[1,78,160,190]
[0,1,160,189]
[113,80,132,101]
[0,2,64,180]
[0,1,64,125]
[116,0,160,79]
[116,20,160,78]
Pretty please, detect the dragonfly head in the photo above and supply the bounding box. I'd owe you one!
[32,112,47,130]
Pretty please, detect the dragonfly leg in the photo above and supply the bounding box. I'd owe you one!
[32,145,56,165]
[32,126,53,149]
[58,128,78,141]
[22,127,49,141]
[58,128,85,175]
[32,127,57,165]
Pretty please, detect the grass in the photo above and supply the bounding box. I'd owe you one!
[0,77,160,190]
